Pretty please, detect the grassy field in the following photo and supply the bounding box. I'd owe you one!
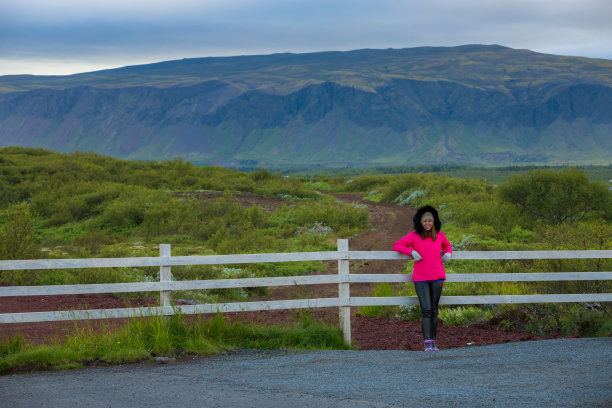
[1,147,610,373]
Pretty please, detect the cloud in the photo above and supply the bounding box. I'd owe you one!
[1,0,611,75]
[1,0,234,21]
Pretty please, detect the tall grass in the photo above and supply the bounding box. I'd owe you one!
[0,311,348,375]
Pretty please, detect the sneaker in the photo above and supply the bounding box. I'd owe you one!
[424,340,434,351]
[431,340,439,351]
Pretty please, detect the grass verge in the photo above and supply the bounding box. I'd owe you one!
[0,311,349,375]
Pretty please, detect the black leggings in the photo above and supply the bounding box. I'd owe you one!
[414,281,444,340]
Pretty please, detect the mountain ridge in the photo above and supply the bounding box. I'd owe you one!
[3,44,612,94]
[0,45,611,167]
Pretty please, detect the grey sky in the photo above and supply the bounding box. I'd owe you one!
[1,0,611,75]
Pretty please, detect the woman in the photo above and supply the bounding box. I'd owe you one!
[392,205,452,351]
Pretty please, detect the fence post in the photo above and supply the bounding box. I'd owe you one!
[338,239,351,345]
[159,244,171,313]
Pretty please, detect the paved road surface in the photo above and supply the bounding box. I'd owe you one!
[1,338,611,407]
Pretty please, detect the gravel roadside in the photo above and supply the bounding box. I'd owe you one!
[1,338,610,408]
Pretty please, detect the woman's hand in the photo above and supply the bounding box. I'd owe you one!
[442,252,451,263]
[411,251,422,261]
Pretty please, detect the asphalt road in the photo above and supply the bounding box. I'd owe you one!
[1,338,611,408]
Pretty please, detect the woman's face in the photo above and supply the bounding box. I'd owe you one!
[421,218,433,231]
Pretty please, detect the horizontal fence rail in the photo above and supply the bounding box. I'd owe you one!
[1,242,611,345]
[3,273,612,297]
[0,250,610,271]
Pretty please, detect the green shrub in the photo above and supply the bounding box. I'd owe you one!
[65,267,139,285]
[439,306,492,326]
[249,168,273,182]
[449,199,522,233]
[256,177,318,199]
[358,283,400,319]
[395,189,425,206]
[101,200,146,230]
[33,270,73,286]
[0,202,40,260]
[294,202,368,235]
[499,168,611,224]
[381,174,423,203]
[340,175,389,193]
[490,303,612,337]
[75,231,125,250]
[0,336,24,357]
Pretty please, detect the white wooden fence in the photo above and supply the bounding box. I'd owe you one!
[1,240,611,345]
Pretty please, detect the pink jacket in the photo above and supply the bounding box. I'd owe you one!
[392,231,452,281]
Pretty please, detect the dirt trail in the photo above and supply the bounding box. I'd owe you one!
[247,193,413,302]
[335,193,415,295]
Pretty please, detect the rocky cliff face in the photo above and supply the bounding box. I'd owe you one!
[0,46,611,167]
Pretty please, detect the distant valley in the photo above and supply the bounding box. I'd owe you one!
[1,45,611,168]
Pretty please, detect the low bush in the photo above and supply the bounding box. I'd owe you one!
[490,303,612,337]
[439,306,492,326]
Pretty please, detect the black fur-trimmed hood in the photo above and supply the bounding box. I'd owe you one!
[413,205,442,234]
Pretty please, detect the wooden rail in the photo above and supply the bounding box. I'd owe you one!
[1,240,611,345]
